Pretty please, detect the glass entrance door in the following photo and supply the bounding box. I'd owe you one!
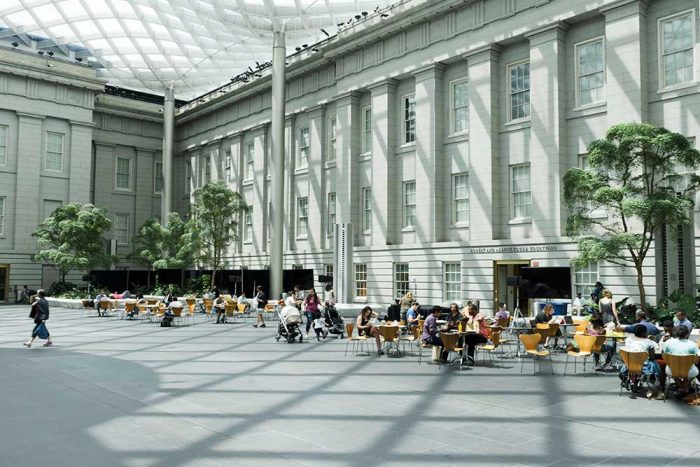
[0,265,8,302]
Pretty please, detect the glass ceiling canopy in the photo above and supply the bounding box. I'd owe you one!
[0,0,401,100]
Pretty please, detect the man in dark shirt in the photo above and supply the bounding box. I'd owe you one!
[616,311,659,336]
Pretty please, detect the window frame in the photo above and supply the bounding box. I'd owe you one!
[510,163,531,220]
[114,213,130,246]
[0,124,7,166]
[224,149,232,183]
[0,196,5,236]
[658,10,696,91]
[507,60,531,122]
[403,181,416,228]
[154,161,164,195]
[394,263,410,299]
[574,36,606,108]
[244,205,253,243]
[298,127,310,169]
[573,262,598,300]
[328,116,337,162]
[297,196,309,238]
[45,131,64,172]
[361,106,372,156]
[201,154,211,186]
[355,263,367,298]
[362,187,372,233]
[245,142,255,181]
[327,192,336,237]
[115,156,132,192]
[443,262,461,302]
[185,160,192,194]
[402,93,416,145]
[452,172,469,225]
[450,79,469,135]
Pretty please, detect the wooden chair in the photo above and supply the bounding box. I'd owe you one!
[378,326,401,356]
[476,331,502,365]
[81,299,94,318]
[618,349,650,396]
[590,335,608,366]
[123,301,136,319]
[519,333,553,374]
[236,302,249,318]
[264,303,277,321]
[137,303,150,322]
[185,298,196,316]
[439,333,464,369]
[98,300,112,318]
[496,317,510,328]
[170,306,184,326]
[153,304,166,324]
[146,298,157,306]
[203,298,214,317]
[224,300,237,323]
[573,320,589,334]
[662,353,699,403]
[564,334,596,375]
[344,322,369,356]
[185,302,196,325]
[399,325,419,355]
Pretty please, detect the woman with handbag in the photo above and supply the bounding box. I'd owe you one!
[24,289,52,348]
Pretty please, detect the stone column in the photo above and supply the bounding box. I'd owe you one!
[135,148,154,230]
[601,0,649,123]
[251,124,267,253]
[284,115,296,251]
[369,80,397,245]
[413,64,445,243]
[14,113,44,250]
[526,22,568,238]
[334,92,360,229]
[306,105,325,252]
[161,84,175,222]
[465,45,501,241]
[68,120,94,204]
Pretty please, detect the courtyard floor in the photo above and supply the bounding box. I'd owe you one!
[0,304,699,467]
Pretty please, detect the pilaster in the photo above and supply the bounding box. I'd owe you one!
[14,113,44,251]
[306,105,325,252]
[334,91,360,229]
[68,120,94,204]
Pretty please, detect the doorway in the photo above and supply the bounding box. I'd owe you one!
[0,264,8,302]
[493,260,530,315]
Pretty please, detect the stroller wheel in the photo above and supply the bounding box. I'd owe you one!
[275,335,281,342]
[299,334,303,343]
[287,336,295,343]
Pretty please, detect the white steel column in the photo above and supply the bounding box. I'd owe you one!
[270,30,286,300]
[161,83,175,222]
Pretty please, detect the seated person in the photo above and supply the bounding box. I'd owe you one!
[406,302,421,331]
[654,320,674,344]
[237,292,249,308]
[357,306,383,356]
[494,303,510,324]
[445,303,462,330]
[662,326,699,389]
[422,306,448,362]
[164,290,176,306]
[121,289,132,300]
[623,324,660,355]
[587,318,615,370]
[95,290,110,316]
[616,311,660,337]
[214,295,226,323]
[462,304,488,363]
[673,310,694,332]
[534,304,560,348]
[168,298,183,309]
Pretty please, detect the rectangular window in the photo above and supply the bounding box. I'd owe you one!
[403,94,416,144]
[394,263,409,299]
[45,132,64,171]
[115,156,132,191]
[576,38,605,106]
[451,80,469,133]
[659,11,695,89]
[0,196,5,236]
[245,143,255,180]
[324,264,333,277]
[224,149,232,182]
[574,263,598,299]
[244,205,253,243]
[201,155,211,186]
[154,161,164,194]
[403,181,416,228]
[355,263,367,298]
[362,187,372,233]
[114,213,129,245]
[327,192,336,237]
[185,161,192,194]
[0,125,7,166]
[511,164,531,219]
[444,262,461,301]
[298,127,309,168]
[361,107,372,155]
[508,61,530,121]
[328,117,337,162]
[452,173,469,224]
[297,197,308,237]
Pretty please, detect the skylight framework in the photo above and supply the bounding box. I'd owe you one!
[0,0,401,99]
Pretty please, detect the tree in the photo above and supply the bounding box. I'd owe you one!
[563,123,700,311]
[192,182,247,289]
[131,213,199,287]
[32,203,114,283]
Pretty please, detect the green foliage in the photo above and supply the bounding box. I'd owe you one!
[192,182,247,288]
[131,213,199,272]
[564,123,700,311]
[184,274,211,296]
[130,218,164,270]
[656,288,699,325]
[32,203,114,282]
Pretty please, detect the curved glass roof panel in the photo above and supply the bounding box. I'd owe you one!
[0,0,402,100]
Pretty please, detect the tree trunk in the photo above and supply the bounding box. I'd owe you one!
[61,270,67,283]
[211,265,217,290]
[635,262,647,313]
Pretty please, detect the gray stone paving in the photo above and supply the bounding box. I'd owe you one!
[1,304,699,467]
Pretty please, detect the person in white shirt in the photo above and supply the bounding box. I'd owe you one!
[623,325,660,354]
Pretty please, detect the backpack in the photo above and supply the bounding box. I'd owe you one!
[161,316,173,327]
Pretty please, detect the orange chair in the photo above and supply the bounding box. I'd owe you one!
[476,331,502,365]
[662,353,699,403]
[379,325,401,356]
[344,322,369,356]
[439,332,464,369]
[519,333,553,374]
[619,349,650,396]
[564,334,596,375]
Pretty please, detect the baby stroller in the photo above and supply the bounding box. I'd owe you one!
[323,305,345,339]
[275,308,303,343]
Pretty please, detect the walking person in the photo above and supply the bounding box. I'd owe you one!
[598,289,619,326]
[253,285,267,328]
[24,290,53,348]
[303,288,321,339]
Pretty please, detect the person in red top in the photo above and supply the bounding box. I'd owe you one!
[302,289,320,339]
